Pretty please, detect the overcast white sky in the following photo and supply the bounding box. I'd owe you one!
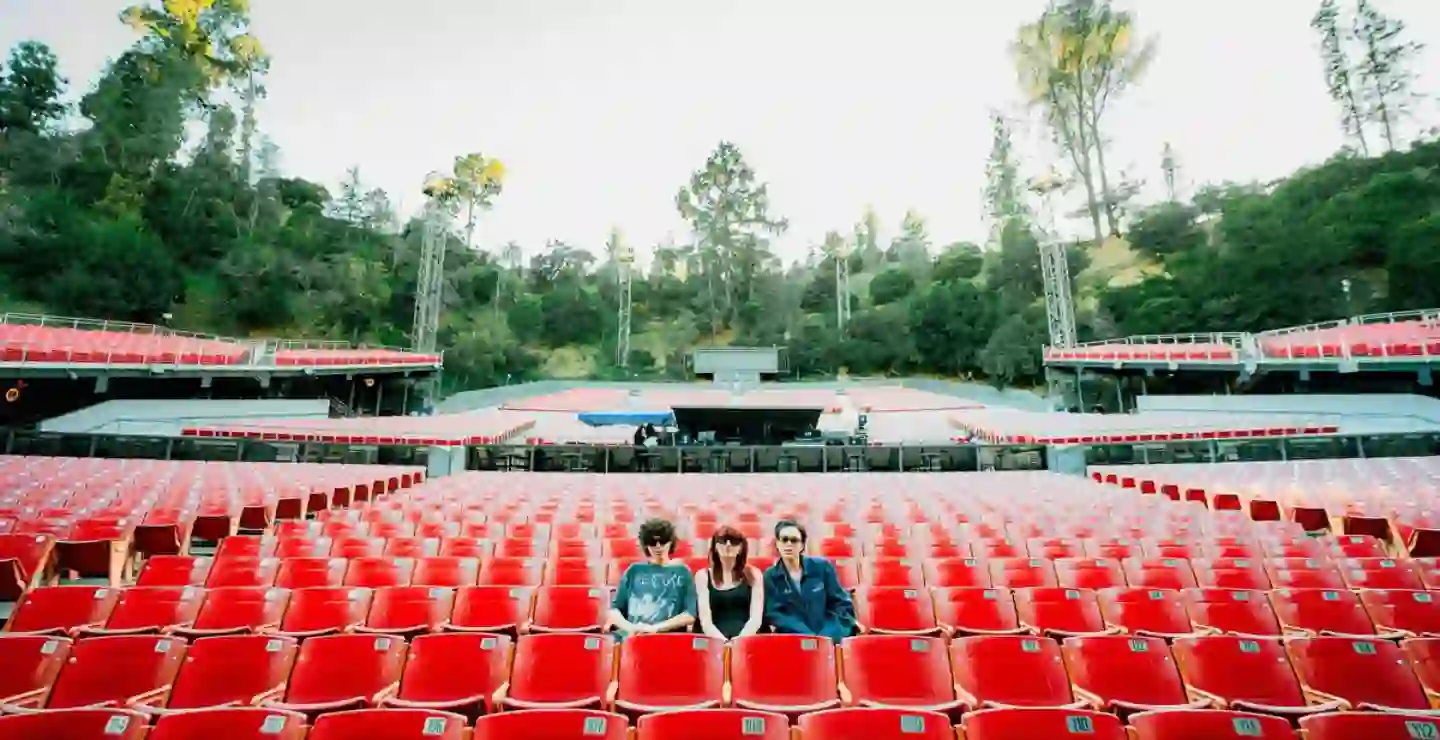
[5,0,1438,262]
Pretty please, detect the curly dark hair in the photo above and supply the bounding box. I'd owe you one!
[637,518,677,552]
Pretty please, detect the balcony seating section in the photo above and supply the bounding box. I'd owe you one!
[4,470,1440,735]
[1045,342,1239,363]
[1259,319,1440,359]
[181,412,536,447]
[951,408,1338,445]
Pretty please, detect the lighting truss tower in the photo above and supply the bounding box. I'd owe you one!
[614,235,635,368]
[412,175,451,354]
[1030,173,1077,350]
[833,236,853,334]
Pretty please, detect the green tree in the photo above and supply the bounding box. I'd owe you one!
[869,268,916,306]
[0,42,66,134]
[1313,0,1370,155]
[1353,0,1424,151]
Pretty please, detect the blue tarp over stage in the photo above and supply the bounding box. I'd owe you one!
[576,410,675,427]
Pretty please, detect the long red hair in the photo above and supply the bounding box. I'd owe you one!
[708,525,752,586]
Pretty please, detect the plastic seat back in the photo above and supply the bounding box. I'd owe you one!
[730,634,840,714]
[387,632,511,716]
[1342,558,1425,590]
[840,635,958,711]
[505,633,615,709]
[137,556,212,587]
[1099,588,1193,638]
[149,708,307,740]
[855,587,939,635]
[449,585,531,633]
[167,634,298,710]
[6,584,119,635]
[1191,558,1271,590]
[184,587,290,636]
[0,709,147,740]
[532,586,611,632]
[637,709,787,740]
[1299,711,1440,740]
[1269,589,1376,636]
[273,633,406,714]
[1180,589,1280,636]
[616,633,726,713]
[933,587,1021,636]
[1286,636,1430,711]
[797,707,955,740]
[922,558,989,588]
[360,585,454,634]
[1054,558,1125,590]
[949,635,1073,708]
[1014,587,1108,637]
[206,557,280,588]
[473,709,629,740]
[343,557,415,588]
[276,587,371,637]
[46,635,187,709]
[1360,589,1440,636]
[1062,635,1192,712]
[307,709,468,740]
[410,557,479,587]
[1129,709,1294,740]
[1170,635,1307,711]
[274,558,346,589]
[0,635,70,706]
[92,585,205,635]
[479,557,542,587]
[989,558,1058,589]
[961,708,1126,740]
[1401,637,1440,698]
[1124,558,1198,590]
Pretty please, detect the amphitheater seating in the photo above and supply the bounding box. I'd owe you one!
[182,413,535,446]
[1259,319,1440,359]
[1044,342,1239,363]
[3,469,1440,736]
[953,408,1339,444]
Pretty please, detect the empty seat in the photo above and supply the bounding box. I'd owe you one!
[1267,559,1347,590]
[636,708,788,740]
[531,586,609,632]
[1401,637,1440,700]
[4,585,119,635]
[265,634,407,718]
[1170,635,1334,719]
[1084,538,1141,560]
[1128,709,1296,740]
[1098,588,1193,638]
[275,587,372,638]
[615,633,726,714]
[307,709,468,740]
[447,585,531,633]
[148,708,308,740]
[0,709,147,740]
[383,537,442,558]
[330,536,384,559]
[730,634,841,715]
[355,586,453,636]
[0,533,54,601]
[1054,558,1126,590]
[44,635,187,709]
[932,588,1024,636]
[838,635,960,714]
[383,632,511,718]
[1269,588,1378,636]
[922,558,989,588]
[438,537,491,559]
[0,635,70,707]
[1191,558,1271,590]
[949,635,1078,709]
[499,633,615,710]
[271,536,333,560]
[1360,589,1440,637]
[410,557,479,587]
[796,707,955,740]
[1181,588,1281,636]
[136,556,212,587]
[546,558,606,587]
[1063,635,1203,714]
[1285,636,1433,712]
[1014,588,1111,637]
[164,634,299,711]
[989,558,1058,589]
[479,557,542,587]
[1299,712,1440,740]
[863,559,924,589]
[1344,558,1426,590]
[274,558,346,589]
[854,587,940,635]
[1124,558,1198,590]
[960,708,1127,740]
[83,585,206,636]
[177,587,290,637]
[473,709,629,740]
[206,557,280,588]
[343,557,414,588]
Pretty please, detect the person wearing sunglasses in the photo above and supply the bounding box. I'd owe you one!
[695,525,764,640]
[762,519,854,641]
[607,518,697,638]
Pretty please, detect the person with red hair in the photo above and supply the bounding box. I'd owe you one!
[694,525,764,640]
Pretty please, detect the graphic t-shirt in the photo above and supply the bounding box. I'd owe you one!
[612,561,698,627]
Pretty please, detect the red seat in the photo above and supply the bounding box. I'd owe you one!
[637,708,788,740]
[383,537,441,559]
[409,556,479,587]
[1180,588,1280,636]
[838,635,961,714]
[480,557,543,586]
[1299,712,1440,740]
[0,709,147,740]
[1084,538,1141,560]
[177,587,290,637]
[1062,636,1204,715]
[864,559,923,588]
[614,633,726,714]
[531,586,609,632]
[448,585,531,634]
[474,709,629,740]
[960,708,1127,740]
[1029,538,1083,559]
[922,558,989,588]
[1360,589,1440,637]
[730,634,841,716]
[797,707,955,740]
[989,558,1058,589]
[206,557,280,588]
[1269,588,1378,636]
[136,556,212,587]
[307,709,468,740]
[271,536,333,560]
[1124,558,1198,590]
[83,585,206,636]
[855,587,940,635]
[1286,636,1433,712]
[0,533,54,601]
[148,708,308,740]
[933,587,1024,637]
[215,536,269,561]
[500,633,615,710]
[382,632,511,718]
[274,558,347,589]
[1014,588,1111,638]
[163,634,298,711]
[1098,588,1193,638]
[330,536,384,559]
[343,557,414,588]
[438,537,491,559]
[1401,637,1440,701]
[264,633,406,718]
[5,585,119,635]
[358,586,454,635]
[1128,709,1295,740]
[1267,558,1347,590]
[950,635,1077,709]
[1170,635,1334,719]
[1191,558,1271,590]
[1054,558,1126,590]
[43,635,187,709]
[545,558,606,587]
[274,587,372,638]
[0,635,70,706]
[1343,558,1426,590]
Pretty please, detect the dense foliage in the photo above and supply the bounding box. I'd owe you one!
[0,0,1434,395]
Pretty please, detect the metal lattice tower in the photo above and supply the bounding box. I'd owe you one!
[1030,173,1077,350]
[832,236,853,333]
[614,234,635,368]
[411,199,448,354]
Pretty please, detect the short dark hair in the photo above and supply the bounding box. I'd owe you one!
[773,519,807,544]
[638,518,677,547]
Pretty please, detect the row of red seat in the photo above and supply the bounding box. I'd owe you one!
[6,580,1437,642]
[10,705,1432,740]
[2,631,1438,732]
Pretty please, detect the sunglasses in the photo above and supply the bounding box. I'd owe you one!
[777,536,804,545]
[716,535,744,546]
[644,538,673,548]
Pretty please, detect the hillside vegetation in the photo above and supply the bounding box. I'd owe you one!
[0,0,1434,399]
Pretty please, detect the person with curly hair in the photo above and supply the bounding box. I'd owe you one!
[607,517,697,637]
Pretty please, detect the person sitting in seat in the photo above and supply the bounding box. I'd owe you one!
[695,525,764,640]
[762,519,854,641]
[607,518,697,637]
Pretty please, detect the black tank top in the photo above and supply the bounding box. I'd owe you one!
[708,575,752,639]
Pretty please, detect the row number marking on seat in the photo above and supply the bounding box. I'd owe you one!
[1416,593,1433,603]
[480,637,497,650]
[583,717,609,735]
[375,637,392,651]
[40,639,59,654]
[266,639,284,652]
[903,589,917,599]
[899,714,926,733]
[585,637,601,650]
[155,639,172,652]
[104,715,131,735]
[260,714,288,735]
[982,590,997,600]
[1232,717,1263,736]
[801,639,818,651]
[1128,639,1148,652]
[741,716,766,735]
[693,637,709,650]
[1233,592,1250,601]
[1322,591,1340,601]
[1352,641,1378,655]
[1408,720,1439,739]
[589,588,603,598]
[1021,639,1041,652]
[429,587,449,599]
[421,716,448,736]
[1238,640,1261,654]
[1064,714,1094,733]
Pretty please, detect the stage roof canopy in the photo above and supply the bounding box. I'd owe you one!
[576,410,676,427]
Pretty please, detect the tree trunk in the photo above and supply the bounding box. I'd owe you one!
[1090,112,1120,236]
[1066,86,1106,243]
[464,197,477,249]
